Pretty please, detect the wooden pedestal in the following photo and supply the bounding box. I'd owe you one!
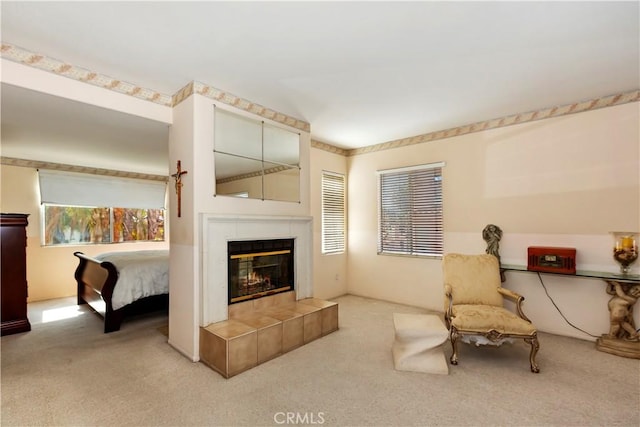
[596,335,640,359]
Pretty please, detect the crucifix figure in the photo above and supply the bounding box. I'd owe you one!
[171,160,188,217]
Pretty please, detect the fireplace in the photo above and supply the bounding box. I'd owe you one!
[228,238,294,304]
[201,214,312,325]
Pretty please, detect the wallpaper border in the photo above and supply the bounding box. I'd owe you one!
[1,43,310,133]
[1,43,173,106]
[2,43,637,159]
[344,90,640,157]
[0,157,168,182]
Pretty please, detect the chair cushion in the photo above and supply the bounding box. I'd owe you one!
[451,304,537,336]
[442,253,504,308]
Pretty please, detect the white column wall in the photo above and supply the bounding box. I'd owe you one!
[168,96,200,360]
[169,94,312,360]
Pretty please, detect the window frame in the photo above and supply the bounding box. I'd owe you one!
[377,162,444,258]
[321,170,346,255]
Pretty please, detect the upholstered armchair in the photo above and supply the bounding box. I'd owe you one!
[443,253,540,373]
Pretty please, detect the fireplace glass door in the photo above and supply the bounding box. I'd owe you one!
[228,239,294,304]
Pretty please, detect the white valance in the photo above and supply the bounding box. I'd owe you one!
[38,170,167,209]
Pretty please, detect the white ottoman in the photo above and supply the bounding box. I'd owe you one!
[392,313,449,375]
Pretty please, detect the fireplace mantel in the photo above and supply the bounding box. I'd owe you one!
[201,214,313,325]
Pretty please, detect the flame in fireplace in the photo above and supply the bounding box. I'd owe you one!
[229,248,293,304]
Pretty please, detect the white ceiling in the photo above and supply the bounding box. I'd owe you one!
[1,1,638,175]
[1,84,170,175]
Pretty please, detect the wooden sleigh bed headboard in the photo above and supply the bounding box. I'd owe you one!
[73,251,169,333]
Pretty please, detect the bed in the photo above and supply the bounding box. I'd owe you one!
[73,250,169,333]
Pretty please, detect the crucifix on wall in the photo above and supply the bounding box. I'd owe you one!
[171,160,188,218]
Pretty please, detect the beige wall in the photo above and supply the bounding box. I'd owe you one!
[346,102,639,341]
[4,55,638,345]
[310,147,349,300]
[0,164,169,302]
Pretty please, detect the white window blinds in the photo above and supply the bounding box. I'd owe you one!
[322,171,346,254]
[38,170,167,209]
[377,162,444,257]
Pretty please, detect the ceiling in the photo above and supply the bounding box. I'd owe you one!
[1,1,638,175]
[1,84,171,175]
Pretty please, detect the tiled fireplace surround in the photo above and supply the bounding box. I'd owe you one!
[199,214,338,378]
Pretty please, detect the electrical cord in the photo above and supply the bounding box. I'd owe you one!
[536,272,599,338]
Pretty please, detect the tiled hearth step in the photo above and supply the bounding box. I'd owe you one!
[297,298,339,336]
[200,293,338,378]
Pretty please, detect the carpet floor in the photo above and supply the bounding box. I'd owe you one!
[1,294,639,426]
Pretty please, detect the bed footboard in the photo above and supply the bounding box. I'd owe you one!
[74,252,123,333]
[73,252,169,333]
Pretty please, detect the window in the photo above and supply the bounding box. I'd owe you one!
[321,171,346,254]
[377,162,444,257]
[38,170,166,246]
[43,206,165,245]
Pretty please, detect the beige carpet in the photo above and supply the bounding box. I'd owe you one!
[157,324,169,337]
[2,294,639,426]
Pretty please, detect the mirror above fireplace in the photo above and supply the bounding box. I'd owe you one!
[214,107,300,202]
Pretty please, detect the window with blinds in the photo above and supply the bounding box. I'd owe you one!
[377,162,444,257]
[322,171,346,254]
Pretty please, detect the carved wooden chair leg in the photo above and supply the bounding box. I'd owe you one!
[449,328,459,365]
[525,334,540,373]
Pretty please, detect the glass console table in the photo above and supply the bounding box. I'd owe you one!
[500,265,640,359]
[501,264,640,283]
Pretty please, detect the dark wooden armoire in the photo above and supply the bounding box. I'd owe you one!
[1,213,31,336]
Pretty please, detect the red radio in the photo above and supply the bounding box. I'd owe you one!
[527,246,576,274]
